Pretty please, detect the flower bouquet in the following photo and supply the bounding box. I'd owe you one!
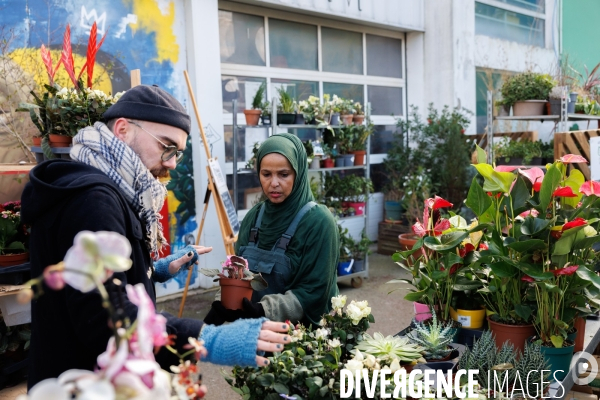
[17,22,123,157]
[0,201,29,266]
[200,255,267,310]
[20,231,207,399]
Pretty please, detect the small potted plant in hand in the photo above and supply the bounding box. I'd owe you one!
[200,255,268,310]
[244,82,265,126]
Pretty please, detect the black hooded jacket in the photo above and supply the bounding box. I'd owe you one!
[21,159,202,388]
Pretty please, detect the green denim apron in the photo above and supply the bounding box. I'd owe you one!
[238,201,317,302]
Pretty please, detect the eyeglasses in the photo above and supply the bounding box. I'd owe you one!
[127,120,184,163]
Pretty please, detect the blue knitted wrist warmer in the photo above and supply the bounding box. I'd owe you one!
[153,245,199,283]
[200,317,268,367]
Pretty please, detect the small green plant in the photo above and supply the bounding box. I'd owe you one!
[338,225,354,262]
[245,142,261,169]
[251,82,265,110]
[407,313,454,360]
[276,86,295,113]
[342,175,373,203]
[351,229,372,260]
[493,138,543,165]
[500,72,555,107]
[348,123,374,152]
[354,332,424,364]
[260,100,271,117]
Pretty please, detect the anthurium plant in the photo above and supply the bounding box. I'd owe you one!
[390,195,488,323]
[467,146,600,347]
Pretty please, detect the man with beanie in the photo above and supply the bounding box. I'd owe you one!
[21,85,289,388]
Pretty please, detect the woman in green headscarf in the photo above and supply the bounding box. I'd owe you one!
[204,133,339,326]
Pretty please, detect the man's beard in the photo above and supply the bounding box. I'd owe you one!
[151,167,170,178]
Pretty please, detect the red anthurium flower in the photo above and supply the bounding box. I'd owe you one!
[533,181,542,192]
[433,219,451,236]
[494,165,519,172]
[521,275,535,283]
[553,265,579,276]
[449,264,459,275]
[425,196,453,210]
[551,230,563,240]
[478,242,489,250]
[580,181,600,197]
[519,209,540,218]
[560,154,588,164]
[459,243,475,258]
[553,187,578,197]
[519,167,544,186]
[486,192,502,198]
[562,217,587,231]
[412,221,427,238]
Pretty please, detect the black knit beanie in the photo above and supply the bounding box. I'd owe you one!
[103,84,191,134]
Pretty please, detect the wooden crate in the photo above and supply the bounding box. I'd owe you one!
[377,221,410,255]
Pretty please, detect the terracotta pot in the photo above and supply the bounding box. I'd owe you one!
[243,109,261,126]
[512,100,547,116]
[398,233,419,250]
[0,252,29,267]
[340,114,354,125]
[220,278,253,310]
[48,134,72,147]
[321,158,334,168]
[353,115,365,125]
[352,150,366,166]
[32,136,42,146]
[488,317,535,356]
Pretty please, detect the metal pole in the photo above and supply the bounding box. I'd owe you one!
[487,91,494,163]
[232,99,238,211]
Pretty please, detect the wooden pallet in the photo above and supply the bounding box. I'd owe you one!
[554,129,600,180]
[377,221,410,255]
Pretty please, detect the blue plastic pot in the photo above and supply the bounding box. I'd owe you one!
[539,341,574,381]
[337,260,354,276]
[385,201,403,221]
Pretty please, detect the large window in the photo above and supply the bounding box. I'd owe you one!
[475,1,545,47]
[219,9,406,169]
[475,67,513,133]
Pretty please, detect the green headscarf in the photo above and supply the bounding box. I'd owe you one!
[254,133,314,249]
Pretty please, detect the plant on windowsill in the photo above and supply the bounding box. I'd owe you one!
[275,86,296,125]
[353,102,365,125]
[200,255,268,310]
[260,100,271,126]
[339,98,355,125]
[500,71,555,116]
[243,82,265,127]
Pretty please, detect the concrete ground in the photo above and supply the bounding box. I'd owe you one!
[0,248,412,399]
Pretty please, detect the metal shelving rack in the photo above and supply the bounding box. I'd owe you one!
[485,90,600,399]
[231,98,371,287]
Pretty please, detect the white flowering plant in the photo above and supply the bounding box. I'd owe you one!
[18,231,208,400]
[224,295,374,399]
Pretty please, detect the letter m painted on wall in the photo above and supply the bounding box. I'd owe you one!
[81,6,107,35]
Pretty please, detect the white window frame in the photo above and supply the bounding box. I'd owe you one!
[475,0,550,48]
[218,1,406,173]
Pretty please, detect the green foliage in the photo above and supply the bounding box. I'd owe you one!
[338,226,354,262]
[251,82,266,110]
[276,86,296,113]
[165,136,196,224]
[342,175,373,203]
[500,72,555,107]
[0,319,30,355]
[407,313,454,360]
[493,138,543,165]
[346,123,373,152]
[0,201,28,255]
[350,229,372,260]
[225,296,374,400]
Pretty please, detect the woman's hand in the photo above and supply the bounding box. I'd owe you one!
[167,245,212,275]
[255,321,290,366]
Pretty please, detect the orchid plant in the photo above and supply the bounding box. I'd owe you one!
[200,255,268,291]
[466,147,600,347]
[19,231,208,399]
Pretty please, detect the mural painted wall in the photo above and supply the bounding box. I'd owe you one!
[562,0,600,78]
[0,0,202,296]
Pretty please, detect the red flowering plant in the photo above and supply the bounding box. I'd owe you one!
[467,147,600,347]
[391,195,488,323]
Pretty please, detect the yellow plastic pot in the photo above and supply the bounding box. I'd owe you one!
[450,307,486,329]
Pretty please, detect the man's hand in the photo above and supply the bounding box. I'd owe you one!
[167,245,212,275]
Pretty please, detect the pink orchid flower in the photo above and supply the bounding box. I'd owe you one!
[126,284,169,357]
[63,231,132,292]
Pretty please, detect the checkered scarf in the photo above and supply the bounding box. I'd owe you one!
[70,122,167,258]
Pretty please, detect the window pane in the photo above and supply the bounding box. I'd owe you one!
[475,2,544,47]
[368,86,403,116]
[221,76,266,114]
[271,79,319,102]
[269,19,317,70]
[370,125,397,154]
[366,34,402,78]
[495,0,544,13]
[219,11,265,66]
[322,27,363,75]
[323,83,364,105]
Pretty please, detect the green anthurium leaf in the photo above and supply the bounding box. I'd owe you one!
[550,335,564,348]
[423,231,468,252]
[431,270,448,280]
[577,267,600,290]
[473,163,516,193]
[561,224,587,237]
[573,235,600,250]
[508,176,531,212]
[404,290,428,302]
[538,164,562,212]
[507,239,547,253]
[515,263,554,280]
[478,201,496,224]
[392,246,424,262]
[476,144,487,164]
[488,230,507,256]
[466,177,492,217]
[520,217,551,236]
[563,169,585,208]
[490,261,517,278]
[553,232,578,256]
[514,304,533,322]
[540,282,562,293]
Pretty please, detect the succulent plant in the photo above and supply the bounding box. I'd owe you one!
[354,332,425,364]
[512,342,551,399]
[407,313,454,360]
